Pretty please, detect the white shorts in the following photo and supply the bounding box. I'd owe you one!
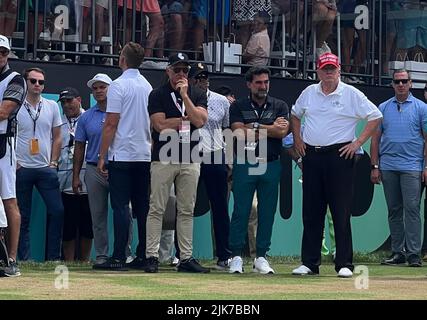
[0,140,16,200]
[0,196,6,228]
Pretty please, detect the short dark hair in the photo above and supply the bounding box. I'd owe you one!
[245,66,271,82]
[392,69,411,80]
[122,42,145,68]
[23,67,45,80]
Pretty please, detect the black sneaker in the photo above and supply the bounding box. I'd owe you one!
[4,259,21,277]
[177,258,210,273]
[92,257,127,271]
[381,253,406,265]
[144,256,159,273]
[126,256,147,270]
[215,258,231,271]
[407,255,422,267]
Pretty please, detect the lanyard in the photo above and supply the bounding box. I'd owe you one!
[170,92,185,116]
[251,101,266,120]
[24,100,42,136]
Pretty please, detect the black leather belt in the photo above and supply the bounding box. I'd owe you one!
[86,162,98,166]
[305,142,351,153]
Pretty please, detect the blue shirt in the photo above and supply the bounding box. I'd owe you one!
[378,94,427,171]
[75,104,106,163]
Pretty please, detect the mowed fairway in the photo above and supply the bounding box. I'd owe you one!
[1,256,427,300]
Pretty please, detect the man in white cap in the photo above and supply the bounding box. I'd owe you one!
[0,34,26,276]
[73,73,113,267]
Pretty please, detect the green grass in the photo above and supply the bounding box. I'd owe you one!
[1,253,426,300]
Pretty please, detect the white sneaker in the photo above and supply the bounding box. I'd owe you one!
[229,256,244,274]
[252,257,275,274]
[171,256,179,266]
[292,265,315,275]
[337,267,353,278]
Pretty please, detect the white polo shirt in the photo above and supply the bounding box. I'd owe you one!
[16,97,63,168]
[291,81,382,146]
[107,68,152,161]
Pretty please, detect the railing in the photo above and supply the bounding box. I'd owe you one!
[3,0,427,86]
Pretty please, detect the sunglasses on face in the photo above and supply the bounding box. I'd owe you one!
[0,49,9,57]
[195,73,208,80]
[392,79,410,85]
[172,66,190,74]
[28,78,45,85]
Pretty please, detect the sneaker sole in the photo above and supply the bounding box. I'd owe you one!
[4,271,21,277]
[337,274,352,278]
[252,268,274,274]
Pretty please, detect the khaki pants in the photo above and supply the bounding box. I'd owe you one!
[146,162,200,260]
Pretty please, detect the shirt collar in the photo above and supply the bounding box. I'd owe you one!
[122,68,140,77]
[392,93,414,104]
[316,80,344,96]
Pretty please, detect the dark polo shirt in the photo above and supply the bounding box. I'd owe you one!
[148,81,208,162]
[230,95,289,161]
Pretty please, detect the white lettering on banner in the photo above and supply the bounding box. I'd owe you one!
[354,5,369,30]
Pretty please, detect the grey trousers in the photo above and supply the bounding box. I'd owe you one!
[381,170,422,257]
[85,164,109,262]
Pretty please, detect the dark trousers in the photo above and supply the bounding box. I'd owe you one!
[301,148,354,273]
[200,151,231,261]
[108,161,150,261]
[17,167,64,261]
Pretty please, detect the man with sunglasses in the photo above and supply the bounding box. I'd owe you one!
[16,67,64,262]
[371,69,427,267]
[188,62,232,270]
[57,88,93,262]
[0,35,26,276]
[145,52,209,273]
[291,53,382,278]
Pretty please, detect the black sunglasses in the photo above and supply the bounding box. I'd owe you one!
[172,66,190,74]
[392,79,410,85]
[195,73,208,80]
[0,49,9,57]
[28,78,45,85]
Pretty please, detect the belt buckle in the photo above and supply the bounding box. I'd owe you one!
[315,146,322,152]
[256,157,267,163]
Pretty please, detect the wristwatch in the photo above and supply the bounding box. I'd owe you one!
[371,164,379,170]
[50,160,59,168]
[253,122,260,131]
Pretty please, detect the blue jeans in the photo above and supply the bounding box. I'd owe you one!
[381,170,422,257]
[17,167,64,261]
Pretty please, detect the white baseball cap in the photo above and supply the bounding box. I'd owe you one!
[87,73,112,88]
[0,35,11,51]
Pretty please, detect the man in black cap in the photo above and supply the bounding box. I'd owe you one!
[145,52,210,273]
[57,87,93,262]
[188,62,232,270]
[16,67,64,261]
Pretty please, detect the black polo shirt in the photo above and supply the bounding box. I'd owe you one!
[148,81,208,162]
[230,95,289,160]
